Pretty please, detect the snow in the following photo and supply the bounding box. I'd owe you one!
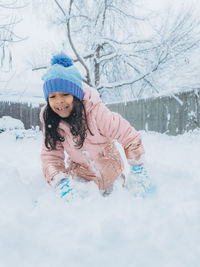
[0,129,200,267]
[0,116,24,132]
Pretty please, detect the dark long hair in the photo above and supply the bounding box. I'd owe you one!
[43,97,93,150]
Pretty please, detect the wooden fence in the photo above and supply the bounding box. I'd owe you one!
[0,88,200,135]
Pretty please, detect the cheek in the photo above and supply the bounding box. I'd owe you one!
[69,96,74,103]
[48,99,52,106]
[69,96,74,106]
[71,100,74,109]
[48,99,55,110]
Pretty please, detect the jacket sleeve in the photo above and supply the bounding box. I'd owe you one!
[94,103,145,162]
[41,139,69,184]
[40,108,69,185]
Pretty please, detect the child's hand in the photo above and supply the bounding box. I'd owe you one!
[131,164,147,176]
[126,164,156,197]
[56,178,74,201]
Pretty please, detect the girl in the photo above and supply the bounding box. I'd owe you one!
[40,53,151,200]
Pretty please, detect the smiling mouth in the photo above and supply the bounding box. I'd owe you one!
[56,106,69,111]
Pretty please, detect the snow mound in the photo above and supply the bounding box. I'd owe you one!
[0,116,24,132]
[0,130,200,267]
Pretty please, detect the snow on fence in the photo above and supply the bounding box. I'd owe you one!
[0,89,200,135]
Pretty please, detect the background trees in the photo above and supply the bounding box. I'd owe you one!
[0,0,27,72]
[32,0,200,102]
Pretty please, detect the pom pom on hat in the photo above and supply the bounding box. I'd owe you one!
[51,53,73,67]
[42,52,83,101]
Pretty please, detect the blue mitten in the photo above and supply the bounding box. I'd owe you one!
[126,164,156,198]
[56,178,74,201]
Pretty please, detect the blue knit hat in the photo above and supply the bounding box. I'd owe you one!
[42,53,84,101]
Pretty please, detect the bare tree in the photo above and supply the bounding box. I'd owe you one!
[0,0,28,71]
[32,0,153,90]
[32,1,200,101]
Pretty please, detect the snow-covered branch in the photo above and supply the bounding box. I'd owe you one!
[32,1,200,101]
[0,1,28,71]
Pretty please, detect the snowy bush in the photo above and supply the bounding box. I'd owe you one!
[0,116,24,133]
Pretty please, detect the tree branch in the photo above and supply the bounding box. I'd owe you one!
[109,5,146,21]
[54,0,92,86]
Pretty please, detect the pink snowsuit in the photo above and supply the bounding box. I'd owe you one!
[40,86,144,190]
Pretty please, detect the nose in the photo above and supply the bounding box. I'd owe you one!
[55,96,64,104]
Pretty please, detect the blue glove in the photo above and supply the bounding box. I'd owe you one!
[56,178,74,201]
[126,164,156,198]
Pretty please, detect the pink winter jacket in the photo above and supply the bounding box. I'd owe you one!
[40,86,144,190]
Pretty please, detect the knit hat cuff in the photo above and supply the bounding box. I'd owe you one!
[43,78,84,101]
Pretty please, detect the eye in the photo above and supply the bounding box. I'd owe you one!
[63,93,69,96]
[49,95,55,99]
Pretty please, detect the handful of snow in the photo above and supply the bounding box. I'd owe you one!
[0,116,24,133]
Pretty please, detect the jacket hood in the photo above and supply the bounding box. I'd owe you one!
[83,85,102,114]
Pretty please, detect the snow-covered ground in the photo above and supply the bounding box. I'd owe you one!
[0,129,200,267]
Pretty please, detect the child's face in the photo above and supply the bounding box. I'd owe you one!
[48,92,74,118]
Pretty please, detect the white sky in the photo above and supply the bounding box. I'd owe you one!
[143,0,200,11]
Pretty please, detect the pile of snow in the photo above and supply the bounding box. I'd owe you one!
[0,129,199,267]
[0,116,39,139]
[0,116,24,133]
